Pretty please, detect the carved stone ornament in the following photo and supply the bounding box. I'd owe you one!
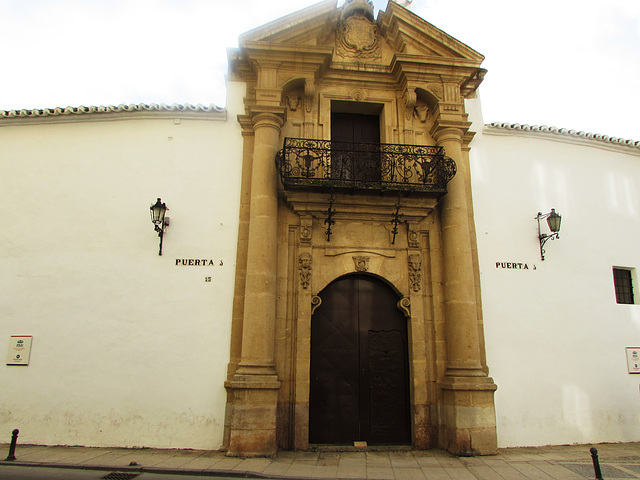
[407,226,419,248]
[304,81,315,113]
[311,295,322,314]
[299,252,312,289]
[426,84,444,101]
[397,297,411,318]
[404,88,417,120]
[414,105,428,123]
[286,95,301,112]
[350,89,367,102]
[408,254,422,292]
[353,256,370,272]
[300,225,312,244]
[337,13,380,59]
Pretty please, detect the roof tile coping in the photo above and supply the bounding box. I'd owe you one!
[485,122,640,151]
[0,102,225,124]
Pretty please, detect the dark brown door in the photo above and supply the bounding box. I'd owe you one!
[309,275,410,445]
[331,113,380,182]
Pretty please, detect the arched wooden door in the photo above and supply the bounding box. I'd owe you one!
[309,275,410,445]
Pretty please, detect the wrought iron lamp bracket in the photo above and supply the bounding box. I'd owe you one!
[324,192,336,242]
[536,209,561,261]
[538,231,559,261]
[150,198,169,256]
[390,192,404,245]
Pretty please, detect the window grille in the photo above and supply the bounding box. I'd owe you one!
[613,267,635,304]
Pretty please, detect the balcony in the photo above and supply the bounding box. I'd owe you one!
[275,137,456,195]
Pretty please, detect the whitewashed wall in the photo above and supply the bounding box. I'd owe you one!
[467,96,640,447]
[0,82,245,449]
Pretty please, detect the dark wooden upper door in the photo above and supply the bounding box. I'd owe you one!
[309,275,410,445]
[331,112,380,182]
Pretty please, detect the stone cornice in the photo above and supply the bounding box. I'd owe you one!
[241,43,333,71]
[391,53,483,78]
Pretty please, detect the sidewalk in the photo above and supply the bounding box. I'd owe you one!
[1,442,640,479]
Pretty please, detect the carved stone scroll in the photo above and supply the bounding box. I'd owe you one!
[311,295,322,314]
[304,80,315,113]
[397,297,411,318]
[404,88,417,120]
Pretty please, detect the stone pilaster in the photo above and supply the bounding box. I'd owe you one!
[225,106,285,457]
[433,121,497,456]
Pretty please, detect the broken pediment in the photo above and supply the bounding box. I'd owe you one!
[237,0,484,64]
[239,0,338,47]
[379,2,484,61]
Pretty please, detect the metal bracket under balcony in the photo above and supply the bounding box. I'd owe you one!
[275,137,456,195]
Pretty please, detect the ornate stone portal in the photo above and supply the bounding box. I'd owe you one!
[224,0,497,457]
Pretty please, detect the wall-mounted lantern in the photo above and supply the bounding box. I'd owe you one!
[150,198,169,255]
[536,208,561,261]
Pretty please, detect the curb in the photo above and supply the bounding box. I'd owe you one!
[0,460,325,480]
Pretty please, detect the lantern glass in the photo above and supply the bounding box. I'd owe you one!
[546,208,561,233]
[150,198,166,225]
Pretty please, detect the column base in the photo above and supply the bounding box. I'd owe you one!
[225,374,281,457]
[439,377,498,456]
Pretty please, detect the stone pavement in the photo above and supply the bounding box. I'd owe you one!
[1,442,640,479]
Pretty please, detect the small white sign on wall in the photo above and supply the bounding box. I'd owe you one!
[7,335,32,366]
[626,347,640,374]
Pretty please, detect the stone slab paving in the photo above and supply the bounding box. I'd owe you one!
[1,442,639,479]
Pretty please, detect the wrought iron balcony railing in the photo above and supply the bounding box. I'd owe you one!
[275,137,456,194]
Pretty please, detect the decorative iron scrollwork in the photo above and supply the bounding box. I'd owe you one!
[390,193,404,245]
[275,137,456,194]
[324,193,336,242]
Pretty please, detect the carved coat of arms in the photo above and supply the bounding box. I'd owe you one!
[337,14,380,59]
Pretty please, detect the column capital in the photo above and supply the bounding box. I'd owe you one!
[249,105,286,132]
[430,121,471,147]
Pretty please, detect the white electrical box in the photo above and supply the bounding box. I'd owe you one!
[6,335,32,366]
[626,347,640,374]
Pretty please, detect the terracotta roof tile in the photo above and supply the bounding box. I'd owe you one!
[486,122,640,150]
[0,102,224,120]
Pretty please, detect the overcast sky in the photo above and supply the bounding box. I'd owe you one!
[1,0,638,140]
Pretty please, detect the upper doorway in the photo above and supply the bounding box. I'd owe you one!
[331,112,381,182]
[309,274,411,445]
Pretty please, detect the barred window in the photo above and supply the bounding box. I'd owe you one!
[613,268,635,305]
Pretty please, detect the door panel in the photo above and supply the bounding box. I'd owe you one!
[309,277,360,444]
[331,113,381,182]
[309,275,410,445]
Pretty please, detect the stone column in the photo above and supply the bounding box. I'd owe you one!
[225,106,285,457]
[433,122,497,456]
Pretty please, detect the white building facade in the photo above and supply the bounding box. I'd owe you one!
[0,82,245,450]
[467,96,640,447]
[1,1,640,453]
